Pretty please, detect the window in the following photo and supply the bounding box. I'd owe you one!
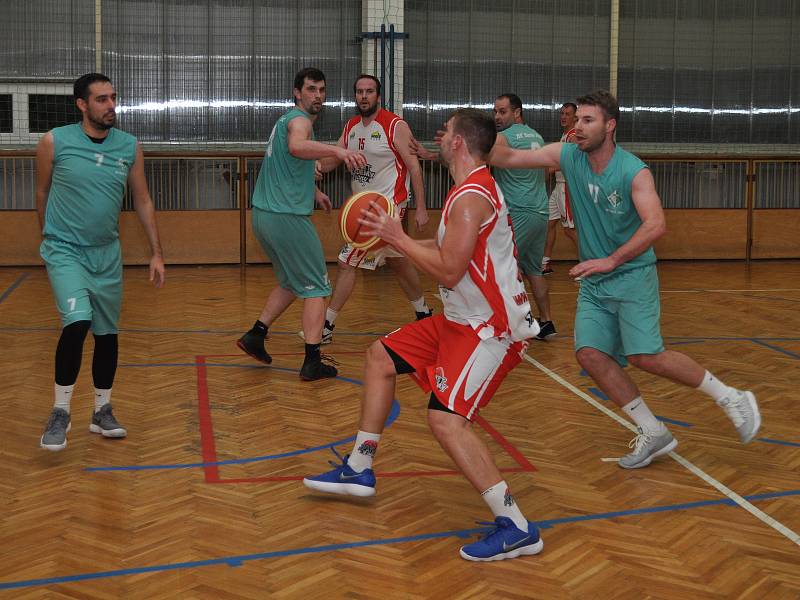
[28,94,81,133]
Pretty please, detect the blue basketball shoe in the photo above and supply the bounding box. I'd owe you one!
[303,449,376,497]
[459,517,544,562]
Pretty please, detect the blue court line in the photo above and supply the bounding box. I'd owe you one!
[88,364,400,472]
[3,488,799,591]
[667,339,706,346]
[655,416,694,428]
[587,388,692,428]
[758,437,800,448]
[0,272,28,305]
[750,339,800,360]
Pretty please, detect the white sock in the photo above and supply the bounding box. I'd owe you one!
[54,384,74,414]
[410,296,428,313]
[348,430,381,472]
[481,481,528,531]
[325,307,339,325]
[622,396,665,434]
[94,388,112,413]
[542,256,550,264]
[697,371,735,403]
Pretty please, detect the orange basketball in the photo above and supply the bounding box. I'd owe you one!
[339,191,394,251]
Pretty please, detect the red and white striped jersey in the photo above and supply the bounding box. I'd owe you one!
[554,127,577,184]
[343,109,410,205]
[438,165,539,342]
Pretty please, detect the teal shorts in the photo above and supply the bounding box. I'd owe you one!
[574,264,664,367]
[509,210,548,276]
[253,208,331,298]
[40,237,123,335]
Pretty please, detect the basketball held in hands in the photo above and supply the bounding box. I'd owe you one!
[339,191,394,251]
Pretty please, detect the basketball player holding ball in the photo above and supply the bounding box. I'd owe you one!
[311,75,433,345]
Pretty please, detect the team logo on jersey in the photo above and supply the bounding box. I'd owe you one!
[607,190,622,208]
[351,163,376,185]
[434,366,448,392]
[357,440,378,457]
[370,131,381,140]
[349,131,356,139]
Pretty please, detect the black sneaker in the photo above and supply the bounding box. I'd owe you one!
[415,309,433,320]
[535,320,557,341]
[298,320,335,344]
[299,354,339,381]
[237,330,272,364]
[542,263,554,275]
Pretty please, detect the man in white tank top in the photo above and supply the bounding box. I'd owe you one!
[304,109,544,563]
[542,102,579,274]
[311,75,432,344]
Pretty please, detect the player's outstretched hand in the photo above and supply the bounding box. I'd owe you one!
[339,148,367,171]
[409,137,439,161]
[150,255,165,288]
[569,257,615,280]
[359,201,405,247]
[315,188,332,213]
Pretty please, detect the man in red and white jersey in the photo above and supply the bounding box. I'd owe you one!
[304,109,544,563]
[542,102,579,274]
[313,75,432,344]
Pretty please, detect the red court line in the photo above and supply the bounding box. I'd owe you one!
[196,356,220,483]
[196,355,536,484]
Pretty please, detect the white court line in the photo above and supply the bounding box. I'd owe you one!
[522,353,800,547]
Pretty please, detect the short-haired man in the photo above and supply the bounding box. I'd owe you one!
[491,90,760,468]
[236,67,366,380]
[493,93,556,340]
[311,74,432,344]
[304,108,544,562]
[36,73,165,451]
[542,102,579,274]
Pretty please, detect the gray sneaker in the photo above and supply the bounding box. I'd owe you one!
[90,404,127,438]
[717,390,760,444]
[40,408,71,451]
[619,427,677,469]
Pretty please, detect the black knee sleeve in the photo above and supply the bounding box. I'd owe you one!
[92,333,119,390]
[55,320,91,386]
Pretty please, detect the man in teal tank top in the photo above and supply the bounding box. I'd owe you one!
[490,89,760,468]
[492,93,557,341]
[36,73,165,452]
[236,67,366,381]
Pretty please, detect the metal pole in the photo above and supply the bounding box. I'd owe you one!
[609,0,619,96]
[380,24,386,108]
[389,24,395,112]
[95,0,102,72]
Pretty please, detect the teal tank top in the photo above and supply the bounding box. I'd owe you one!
[252,107,316,215]
[493,123,548,215]
[44,123,137,246]
[560,144,655,280]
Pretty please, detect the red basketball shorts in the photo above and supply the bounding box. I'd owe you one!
[382,314,526,420]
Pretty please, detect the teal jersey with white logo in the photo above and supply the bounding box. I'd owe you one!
[493,123,548,215]
[43,123,137,246]
[252,107,316,215]
[560,144,655,279]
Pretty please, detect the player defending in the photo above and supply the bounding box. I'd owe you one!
[313,74,432,344]
[237,68,366,380]
[493,93,556,340]
[542,102,579,274]
[491,90,760,468]
[37,73,165,451]
[304,109,544,562]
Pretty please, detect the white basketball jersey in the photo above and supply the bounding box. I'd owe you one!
[343,109,410,205]
[437,165,539,342]
[554,127,577,184]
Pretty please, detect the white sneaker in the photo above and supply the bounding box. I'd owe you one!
[619,426,677,469]
[298,321,334,344]
[718,390,761,444]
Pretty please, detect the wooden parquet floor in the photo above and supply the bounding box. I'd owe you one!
[1,261,799,599]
